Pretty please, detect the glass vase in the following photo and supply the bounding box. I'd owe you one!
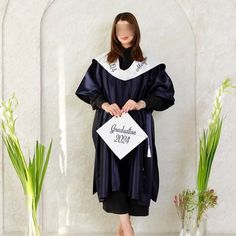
[24,194,41,236]
[179,201,208,235]
[195,189,208,236]
[179,218,186,236]
[184,211,197,236]
[195,215,207,236]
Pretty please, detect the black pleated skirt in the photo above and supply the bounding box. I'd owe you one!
[102,153,149,216]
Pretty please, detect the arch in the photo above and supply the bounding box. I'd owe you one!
[40,0,196,233]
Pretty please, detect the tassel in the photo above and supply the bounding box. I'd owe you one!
[146,136,152,157]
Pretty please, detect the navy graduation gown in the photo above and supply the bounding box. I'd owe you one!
[75,50,175,207]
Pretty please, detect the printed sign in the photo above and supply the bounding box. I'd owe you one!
[96,112,148,159]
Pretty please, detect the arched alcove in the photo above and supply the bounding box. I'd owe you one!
[41,0,196,234]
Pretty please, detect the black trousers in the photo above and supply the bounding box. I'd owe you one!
[102,153,149,216]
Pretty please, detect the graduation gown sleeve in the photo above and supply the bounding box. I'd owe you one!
[75,59,107,110]
[90,94,107,109]
[143,64,175,111]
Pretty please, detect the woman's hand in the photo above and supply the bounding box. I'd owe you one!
[101,102,122,117]
[122,99,146,113]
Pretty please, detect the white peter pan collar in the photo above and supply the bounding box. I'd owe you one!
[93,50,164,81]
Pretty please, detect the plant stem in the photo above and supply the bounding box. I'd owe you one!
[26,195,41,236]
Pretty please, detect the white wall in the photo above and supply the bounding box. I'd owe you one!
[0,0,235,234]
[177,0,236,233]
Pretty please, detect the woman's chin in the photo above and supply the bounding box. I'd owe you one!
[120,40,132,46]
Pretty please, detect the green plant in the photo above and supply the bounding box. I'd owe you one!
[174,78,236,232]
[173,189,198,221]
[174,188,218,230]
[196,188,218,227]
[0,93,53,236]
[197,78,236,225]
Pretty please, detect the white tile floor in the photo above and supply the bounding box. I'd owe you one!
[1,233,236,236]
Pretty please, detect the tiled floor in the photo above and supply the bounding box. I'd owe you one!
[1,233,236,236]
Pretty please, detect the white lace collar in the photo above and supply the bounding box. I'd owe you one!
[93,50,163,81]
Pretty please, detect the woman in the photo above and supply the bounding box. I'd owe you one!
[75,12,175,236]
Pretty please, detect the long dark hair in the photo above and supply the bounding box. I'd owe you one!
[107,12,146,63]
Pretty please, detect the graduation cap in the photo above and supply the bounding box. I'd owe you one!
[96,112,148,159]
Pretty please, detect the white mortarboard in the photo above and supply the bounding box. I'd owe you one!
[96,112,148,159]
